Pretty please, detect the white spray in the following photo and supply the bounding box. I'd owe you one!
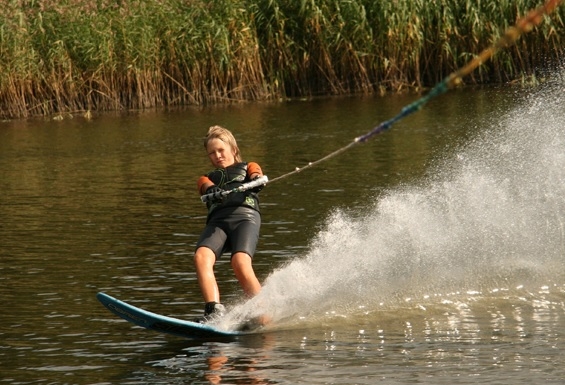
[223,77,565,328]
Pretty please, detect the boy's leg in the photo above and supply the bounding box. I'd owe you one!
[231,252,271,327]
[231,252,261,297]
[194,246,220,303]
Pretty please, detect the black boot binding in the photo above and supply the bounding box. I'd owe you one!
[194,301,226,324]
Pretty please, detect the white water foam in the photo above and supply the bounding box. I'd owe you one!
[222,76,565,329]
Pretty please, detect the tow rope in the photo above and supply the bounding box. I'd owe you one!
[267,0,564,185]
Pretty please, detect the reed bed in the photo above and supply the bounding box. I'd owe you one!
[1,0,563,119]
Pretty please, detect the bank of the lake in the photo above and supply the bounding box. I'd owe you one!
[1,0,564,119]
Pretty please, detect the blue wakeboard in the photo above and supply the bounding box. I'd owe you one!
[97,292,243,341]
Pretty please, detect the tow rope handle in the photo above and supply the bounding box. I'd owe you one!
[200,175,269,203]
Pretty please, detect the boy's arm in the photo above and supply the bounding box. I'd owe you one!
[197,175,214,195]
[247,162,263,180]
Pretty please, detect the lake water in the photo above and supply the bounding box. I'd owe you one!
[1,78,565,384]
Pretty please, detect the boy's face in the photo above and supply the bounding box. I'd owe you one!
[206,138,235,168]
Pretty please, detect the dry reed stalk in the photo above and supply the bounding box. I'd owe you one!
[0,0,563,119]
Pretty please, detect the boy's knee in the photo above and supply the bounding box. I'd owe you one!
[231,252,252,270]
[194,247,215,266]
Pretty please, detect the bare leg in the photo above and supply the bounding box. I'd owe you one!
[231,252,271,326]
[194,246,220,303]
[231,252,262,297]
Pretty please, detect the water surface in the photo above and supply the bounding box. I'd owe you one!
[1,82,564,384]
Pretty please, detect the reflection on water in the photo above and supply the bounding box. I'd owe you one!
[1,82,565,384]
[149,334,276,384]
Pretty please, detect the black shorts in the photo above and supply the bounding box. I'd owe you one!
[196,206,261,259]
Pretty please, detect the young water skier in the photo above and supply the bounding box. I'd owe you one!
[194,125,265,322]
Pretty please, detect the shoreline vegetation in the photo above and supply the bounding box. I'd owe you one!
[1,0,564,119]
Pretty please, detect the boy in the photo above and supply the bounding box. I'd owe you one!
[194,125,265,321]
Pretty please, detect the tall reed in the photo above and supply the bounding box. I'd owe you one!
[0,0,563,119]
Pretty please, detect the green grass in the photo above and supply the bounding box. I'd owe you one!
[0,0,563,118]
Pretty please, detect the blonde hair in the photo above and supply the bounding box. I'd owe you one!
[204,125,242,163]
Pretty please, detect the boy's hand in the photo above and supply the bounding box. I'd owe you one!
[205,185,224,202]
[251,176,265,193]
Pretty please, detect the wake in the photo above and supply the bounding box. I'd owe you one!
[224,75,565,328]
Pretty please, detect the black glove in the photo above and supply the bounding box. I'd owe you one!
[205,185,224,202]
[251,176,265,193]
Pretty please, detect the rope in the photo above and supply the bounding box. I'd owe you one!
[268,0,564,185]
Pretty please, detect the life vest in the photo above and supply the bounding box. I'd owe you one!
[205,162,260,215]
